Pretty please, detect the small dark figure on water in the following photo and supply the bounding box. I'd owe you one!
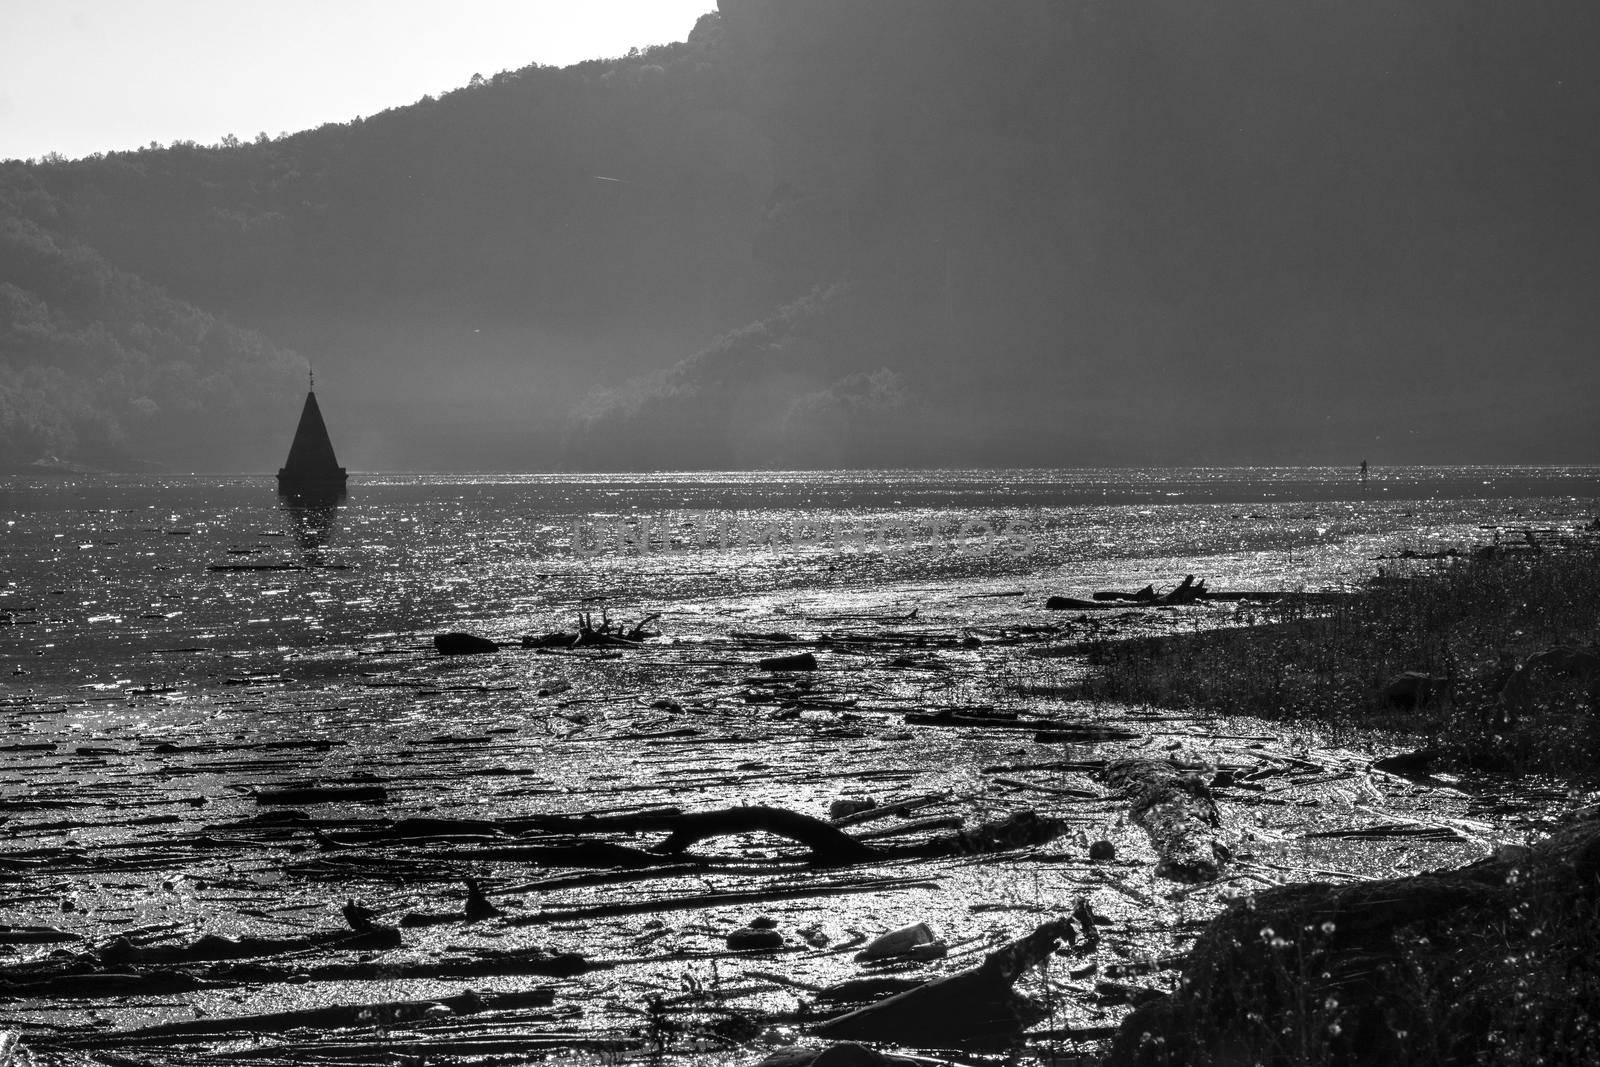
[1360,459,1369,481]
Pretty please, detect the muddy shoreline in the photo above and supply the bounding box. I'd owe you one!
[6,568,1578,1066]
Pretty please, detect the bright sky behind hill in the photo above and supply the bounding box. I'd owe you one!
[0,0,714,161]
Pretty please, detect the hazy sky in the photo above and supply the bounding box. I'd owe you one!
[0,0,714,161]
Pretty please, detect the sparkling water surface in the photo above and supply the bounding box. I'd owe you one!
[2,466,1596,696]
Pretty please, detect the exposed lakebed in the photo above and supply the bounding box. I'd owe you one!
[2,469,1596,1064]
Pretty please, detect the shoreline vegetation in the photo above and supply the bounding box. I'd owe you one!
[2,523,1598,1065]
[1051,531,1600,780]
[1057,529,1600,1066]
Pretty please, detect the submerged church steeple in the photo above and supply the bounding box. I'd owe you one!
[277,372,347,490]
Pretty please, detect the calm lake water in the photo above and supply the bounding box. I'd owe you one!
[3,466,1596,698]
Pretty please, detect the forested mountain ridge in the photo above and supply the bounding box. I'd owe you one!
[573,0,1600,467]
[0,205,303,469]
[5,1,1598,471]
[1,13,766,469]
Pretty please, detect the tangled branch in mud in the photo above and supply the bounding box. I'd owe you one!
[522,610,662,648]
[1103,758,1228,882]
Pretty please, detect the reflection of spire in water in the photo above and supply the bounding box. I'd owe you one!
[278,485,344,556]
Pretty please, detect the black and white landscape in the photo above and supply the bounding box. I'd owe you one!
[2,5,1598,1066]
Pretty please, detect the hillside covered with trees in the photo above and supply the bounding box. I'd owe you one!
[4,1,1597,470]
[0,211,303,469]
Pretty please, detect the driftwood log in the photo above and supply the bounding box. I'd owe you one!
[258,783,388,805]
[920,809,1067,856]
[648,806,1069,864]
[308,805,1069,871]
[400,879,503,926]
[1045,596,1129,611]
[1,947,596,1002]
[1094,584,1160,602]
[1107,812,1600,1067]
[44,989,556,1048]
[905,709,1137,742]
[651,806,877,864]
[1050,577,1207,610]
[98,925,399,966]
[314,811,683,844]
[753,1044,926,1066]
[1102,759,1227,882]
[812,917,1077,1044]
[1090,581,1342,605]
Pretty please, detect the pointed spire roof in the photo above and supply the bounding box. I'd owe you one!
[277,387,346,486]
